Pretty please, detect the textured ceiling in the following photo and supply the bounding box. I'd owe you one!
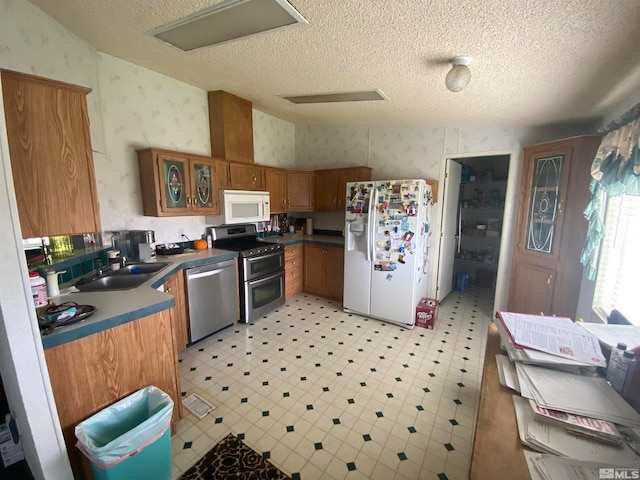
[27,0,640,126]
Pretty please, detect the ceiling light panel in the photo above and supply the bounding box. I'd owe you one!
[282,90,389,104]
[149,0,307,51]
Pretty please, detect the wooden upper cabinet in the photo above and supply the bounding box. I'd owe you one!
[229,162,265,190]
[137,148,219,216]
[265,167,287,212]
[314,167,372,212]
[287,170,314,211]
[507,135,601,317]
[215,158,231,190]
[208,90,254,164]
[2,70,101,237]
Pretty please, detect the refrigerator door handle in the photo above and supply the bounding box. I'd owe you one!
[368,183,376,262]
[457,202,462,253]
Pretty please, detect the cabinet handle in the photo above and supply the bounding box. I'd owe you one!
[187,196,192,205]
[287,198,291,204]
[282,198,286,204]
[252,175,257,184]
[333,197,337,206]
[165,287,172,293]
[558,200,563,213]
[547,275,553,285]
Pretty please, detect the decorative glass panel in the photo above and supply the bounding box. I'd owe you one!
[163,160,186,208]
[193,163,213,208]
[526,154,564,254]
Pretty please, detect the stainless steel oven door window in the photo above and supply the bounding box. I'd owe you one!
[241,270,285,323]
[242,251,284,281]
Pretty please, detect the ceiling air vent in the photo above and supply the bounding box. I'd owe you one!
[282,90,389,104]
[148,0,307,51]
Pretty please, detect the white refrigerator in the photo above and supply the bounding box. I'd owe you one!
[343,179,434,327]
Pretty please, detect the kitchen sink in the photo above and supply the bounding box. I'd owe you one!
[111,262,169,275]
[75,274,153,292]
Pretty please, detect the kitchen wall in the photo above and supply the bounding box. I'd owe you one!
[95,54,296,245]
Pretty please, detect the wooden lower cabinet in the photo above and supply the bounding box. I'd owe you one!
[44,310,182,480]
[165,271,189,352]
[285,244,303,299]
[303,244,344,300]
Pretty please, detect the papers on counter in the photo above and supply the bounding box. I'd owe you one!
[494,315,595,373]
[513,396,639,463]
[579,323,640,350]
[496,354,521,392]
[497,311,606,367]
[524,451,640,480]
[515,362,640,428]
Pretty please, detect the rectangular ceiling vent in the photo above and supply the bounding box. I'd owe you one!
[282,90,389,104]
[148,0,307,52]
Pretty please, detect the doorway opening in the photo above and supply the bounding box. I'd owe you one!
[436,154,512,310]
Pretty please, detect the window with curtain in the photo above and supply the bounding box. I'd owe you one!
[580,102,640,325]
[592,194,640,324]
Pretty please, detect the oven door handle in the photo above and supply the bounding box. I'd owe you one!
[247,270,284,287]
[245,251,283,263]
[187,267,226,280]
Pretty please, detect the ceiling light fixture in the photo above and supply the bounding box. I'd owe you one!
[148,0,307,52]
[282,90,388,104]
[445,56,472,92]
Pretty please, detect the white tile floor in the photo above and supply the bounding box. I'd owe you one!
[171,287,494,480]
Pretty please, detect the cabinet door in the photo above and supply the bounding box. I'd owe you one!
[2,70,101,237]
[156,152,193,215]
[265,168,287,212]
[519,151,569,260]
[190,158,219,215]
[324,246,344,300]
[208,90,254,164]
[287,171,314,211]
[303,245,325,295]
[508,262,555,315]
[215,159,231,189]
[165,271,189,352]
[314,170,339,211]
[229,163,265,190]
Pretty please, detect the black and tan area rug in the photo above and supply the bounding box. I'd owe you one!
[179,433,291,480]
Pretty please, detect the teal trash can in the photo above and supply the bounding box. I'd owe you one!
[75,386,173,480]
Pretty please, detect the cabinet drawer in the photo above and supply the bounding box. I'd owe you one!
[286,276,303,299]
[285,244,303,260]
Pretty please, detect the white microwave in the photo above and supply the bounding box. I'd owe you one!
[220,190,270,224]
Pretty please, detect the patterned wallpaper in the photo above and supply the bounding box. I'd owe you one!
[0,0,105,153]
[95,53,212,244]
[253,110,296,168]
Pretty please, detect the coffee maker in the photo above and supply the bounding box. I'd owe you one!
[127,230,156,262]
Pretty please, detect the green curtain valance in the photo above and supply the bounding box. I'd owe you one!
[580,103,640,280]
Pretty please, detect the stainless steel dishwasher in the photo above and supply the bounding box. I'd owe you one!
[185,258,239,343]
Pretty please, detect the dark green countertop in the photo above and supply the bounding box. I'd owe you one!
[42,235,344,349]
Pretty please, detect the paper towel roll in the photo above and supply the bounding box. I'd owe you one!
[305,218,313,235]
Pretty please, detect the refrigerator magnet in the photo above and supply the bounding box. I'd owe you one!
[386,274,393,281]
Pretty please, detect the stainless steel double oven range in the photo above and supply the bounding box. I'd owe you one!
[209,224,285,323]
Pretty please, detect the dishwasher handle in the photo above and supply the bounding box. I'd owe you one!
[185,258,236,280]
[187,267,225,280]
